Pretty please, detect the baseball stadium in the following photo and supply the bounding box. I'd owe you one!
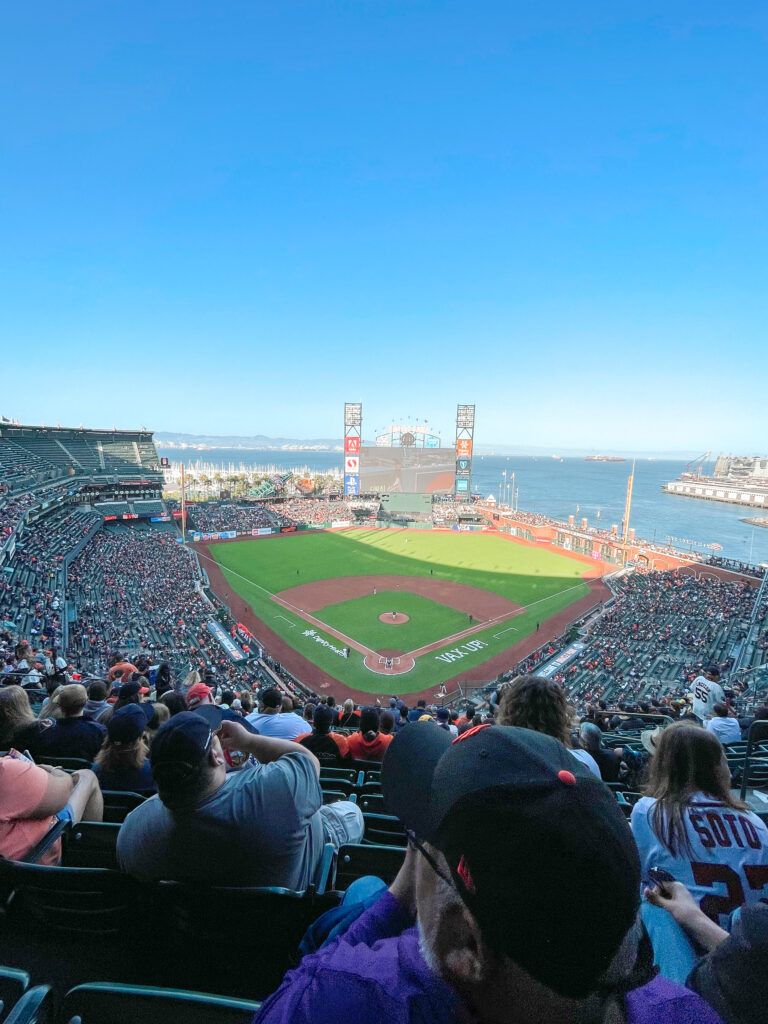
[3,409,768,1010]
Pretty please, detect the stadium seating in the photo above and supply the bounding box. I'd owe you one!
[2,982,259,1024]
[334,844,405,889]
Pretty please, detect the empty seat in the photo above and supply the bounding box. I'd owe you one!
[62,823,120,870]
[334,844,405,890]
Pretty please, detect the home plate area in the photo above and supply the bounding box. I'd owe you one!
[363,650,416,675]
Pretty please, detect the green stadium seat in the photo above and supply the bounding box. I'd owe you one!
[319,777,355,798]
[156,881,339,999]
[36,757,91,772]
[0,966,30,1023]
[334,844,405,889]
[362,813,407,847]
[357,792,387,814]
[100,791,146,824]
[62,823,120,870]
[319,767,360,785]
[1,983,259,1024]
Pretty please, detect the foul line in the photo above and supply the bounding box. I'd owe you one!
[195,545,590,666]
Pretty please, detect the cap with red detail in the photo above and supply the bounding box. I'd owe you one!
[382,723,640,1000]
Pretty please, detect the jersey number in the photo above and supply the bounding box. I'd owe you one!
[691,862,768,919]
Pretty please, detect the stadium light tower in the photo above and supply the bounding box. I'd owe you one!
[455,404,475,503]
[343,403,362,497]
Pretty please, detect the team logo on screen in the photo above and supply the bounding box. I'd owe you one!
[345,456,360,472]
[345,437,360,454]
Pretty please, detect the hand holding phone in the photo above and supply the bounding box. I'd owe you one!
[646,866,676,894]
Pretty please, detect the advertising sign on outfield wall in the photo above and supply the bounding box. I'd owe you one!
[251,528,272,536]
[456,439,473,457]
[344,437,360,454]
[456,478,469,492]
[344,456,360,473]
[344,474,360,495]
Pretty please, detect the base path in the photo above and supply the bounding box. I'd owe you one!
[276,575,520,619]
[200,544,611,705]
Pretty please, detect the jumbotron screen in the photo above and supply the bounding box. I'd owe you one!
[360,446,456,494]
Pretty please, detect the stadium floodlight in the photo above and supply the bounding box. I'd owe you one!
[344,403,362,427]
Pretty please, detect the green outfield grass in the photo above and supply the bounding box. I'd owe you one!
[206,529,592,692]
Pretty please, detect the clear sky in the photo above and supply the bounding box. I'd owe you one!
[1,2,766,450]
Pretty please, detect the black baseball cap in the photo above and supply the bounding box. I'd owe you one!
[107,702,155,743]
[382,723,641,999]
[261,687,282,709]
[150,711,214,772]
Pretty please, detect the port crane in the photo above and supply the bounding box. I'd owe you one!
[682,450,711,479]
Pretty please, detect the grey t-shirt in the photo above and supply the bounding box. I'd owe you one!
[116,752,324,890]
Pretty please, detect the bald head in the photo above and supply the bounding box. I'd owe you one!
[579,721,602,751]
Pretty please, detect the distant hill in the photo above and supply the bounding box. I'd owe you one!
[155,432,342,451]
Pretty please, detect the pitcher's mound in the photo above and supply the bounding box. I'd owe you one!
[379,612,409,624]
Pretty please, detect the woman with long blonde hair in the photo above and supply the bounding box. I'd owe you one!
[0,686,54,754]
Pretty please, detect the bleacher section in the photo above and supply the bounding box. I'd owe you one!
[0,424,162,496]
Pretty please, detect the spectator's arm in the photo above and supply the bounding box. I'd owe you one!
[644,882,729,952]
[218,720,321,775]
[28,768,74,818]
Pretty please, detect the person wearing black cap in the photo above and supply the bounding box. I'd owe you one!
[246,687,308,740]
[297,704,350,767]
[116,714,363,887]
[253,724,723,1024]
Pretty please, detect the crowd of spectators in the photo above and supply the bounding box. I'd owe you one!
[1,654,766,1022]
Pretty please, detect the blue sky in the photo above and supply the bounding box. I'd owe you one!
[1,2,766,450]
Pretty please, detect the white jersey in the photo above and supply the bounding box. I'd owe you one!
[631,793,768,926]
[691,675,725,722]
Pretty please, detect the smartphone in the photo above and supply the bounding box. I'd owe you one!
[647,866,676,893]
[7,748,35,764]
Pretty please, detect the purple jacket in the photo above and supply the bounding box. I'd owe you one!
[254,891,724,1024]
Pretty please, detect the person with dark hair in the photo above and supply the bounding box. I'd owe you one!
[298,705,350,766]
[154,662,173,699]
[346,708,393,762]
[83,680,109,722]
[631,722,768,927]
[253,724,721,1024]
[246,687,307,739]
[379,710,395,736]
[691,666,726,723]
[498,675,600,778]
[93,703,156,794]
[159,690,187,717]
[706,703,741,746]
[579,721,621,782]
[116,714,363,885]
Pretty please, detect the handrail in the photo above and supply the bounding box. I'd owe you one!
[740,719,768,801]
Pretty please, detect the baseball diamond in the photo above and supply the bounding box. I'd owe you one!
[197,527,609,702]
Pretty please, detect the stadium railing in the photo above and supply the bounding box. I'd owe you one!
[3,981,260,1024]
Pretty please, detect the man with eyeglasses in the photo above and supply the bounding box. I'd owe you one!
[253,724,723,1024]
[116,713,362,888]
